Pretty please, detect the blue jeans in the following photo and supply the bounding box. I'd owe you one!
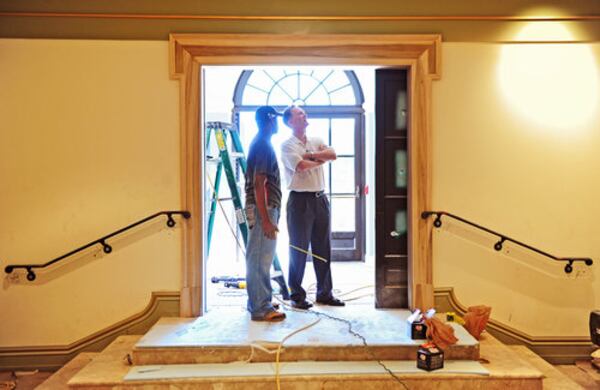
[245,205,280,319]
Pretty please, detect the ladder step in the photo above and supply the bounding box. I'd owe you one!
[207,155,243,163]
[205,122,289,298]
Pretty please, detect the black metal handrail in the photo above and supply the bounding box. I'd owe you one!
[4,210,191,282]
[421,210,593,274]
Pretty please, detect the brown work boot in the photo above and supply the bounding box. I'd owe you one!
[252,310,286,322]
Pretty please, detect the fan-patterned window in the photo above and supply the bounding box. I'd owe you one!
[236,69,361,107]
[233,68,365,261]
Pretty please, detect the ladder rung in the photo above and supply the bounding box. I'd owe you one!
[206,121,234,129]
[207,155,243,162]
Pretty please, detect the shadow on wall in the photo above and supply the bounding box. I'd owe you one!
[437,221,594,307]
[2,217,179,288]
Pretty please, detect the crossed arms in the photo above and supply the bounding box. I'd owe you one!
[295,145,337,172]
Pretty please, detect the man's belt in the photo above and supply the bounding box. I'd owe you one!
[290,190,326,198]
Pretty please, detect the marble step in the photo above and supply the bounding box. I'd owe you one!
[509,346,586,389]
[131,307,480,365]
[68,334,544,389]
[37,352,98,390]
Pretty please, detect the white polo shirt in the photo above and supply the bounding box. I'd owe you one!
[281,136,326,192]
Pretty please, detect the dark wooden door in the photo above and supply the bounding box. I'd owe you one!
[375,68,409,308]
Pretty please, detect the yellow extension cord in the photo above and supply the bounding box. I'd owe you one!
[208,168,387,389]
[207,174,328,263]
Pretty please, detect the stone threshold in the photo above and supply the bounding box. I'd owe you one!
[132,307,480,364]
[68,331,545,389]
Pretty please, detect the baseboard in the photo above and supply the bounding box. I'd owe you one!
[0,291,180,371]
[2,288,592,370]
[434,287,595,364]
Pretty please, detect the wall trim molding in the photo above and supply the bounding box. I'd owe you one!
[1,288,593,369]
[0,291,180,371]
[1,12,599,22]
[170,33,441,315]
[434,287,595,364]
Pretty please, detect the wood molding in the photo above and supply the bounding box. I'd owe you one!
[0,291,180,371]
[434,287,595,364]
[170,33,441,312]
[3,12,599,42]
[2,12,599,22]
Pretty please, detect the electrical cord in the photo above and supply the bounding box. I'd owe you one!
[273,294,410,390]
[208,160,400,387]
[274,318,321,390]
[340,293,373,302]
[207,174,329,264]
[243,318,322,390]
[336,284,374,297]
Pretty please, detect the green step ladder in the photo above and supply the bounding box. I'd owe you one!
[205,121,290,300]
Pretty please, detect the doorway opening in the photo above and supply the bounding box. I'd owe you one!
[204,66,378,311]
[170,34,439,317]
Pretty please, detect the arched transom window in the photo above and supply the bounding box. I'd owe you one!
[234,69,364,107]
[233,68,365,261]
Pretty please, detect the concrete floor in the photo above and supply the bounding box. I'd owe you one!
[207,260,375,310]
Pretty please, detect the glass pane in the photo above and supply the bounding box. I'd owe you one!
[247,70,274,91]
[263,69,285,82]
[267,82,294,106]
[395,90,407,130]
[303,79,330,105]
[331,157,355,194]
[278,75,300,101]
[331,118,355,155]
[331,197,355,232]
[329,84,355,105]
[311,69,334,82]
[323,71,350,91]
[395,150,407,189]
[383,199,408,254]
[242,85,268,106]
[238,112,257,148]
[324,163,330,194]
[307,118,330,145]
[299,74,319,102]
[395,209,408,236]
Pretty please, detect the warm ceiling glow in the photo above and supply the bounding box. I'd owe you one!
[498,23,598,132]
[515,23,571,42]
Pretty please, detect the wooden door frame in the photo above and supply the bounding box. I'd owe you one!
[169,33,441,317]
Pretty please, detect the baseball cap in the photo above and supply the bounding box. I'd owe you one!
[255,106,282,126]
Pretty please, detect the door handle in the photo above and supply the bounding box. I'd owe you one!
[390,230,401,239]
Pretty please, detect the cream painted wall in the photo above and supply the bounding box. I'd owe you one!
[1,38,598,347]
[432,42,600,337]
[0,39,181,346]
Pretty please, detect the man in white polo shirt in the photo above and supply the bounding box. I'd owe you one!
[281,106,345,309]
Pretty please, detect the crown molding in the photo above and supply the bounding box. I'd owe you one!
[1,12,599,21]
